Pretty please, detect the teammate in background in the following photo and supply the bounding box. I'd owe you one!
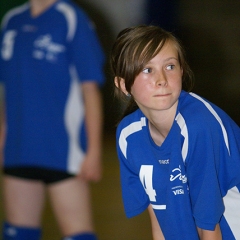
[111,25,240,239]
[0,0,105,239]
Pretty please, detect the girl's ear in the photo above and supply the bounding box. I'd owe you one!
[114,77,129,96]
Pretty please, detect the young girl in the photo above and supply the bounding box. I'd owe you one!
[111,25,240,239]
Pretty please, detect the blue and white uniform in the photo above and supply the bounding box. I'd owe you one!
[0,0,105,174]
[116,91,240,239]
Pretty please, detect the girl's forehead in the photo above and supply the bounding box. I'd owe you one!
[158,40,177,52]
[150,41,178,59]
[141,39,176,56]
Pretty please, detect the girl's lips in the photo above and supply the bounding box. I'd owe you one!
[153,93,171,97]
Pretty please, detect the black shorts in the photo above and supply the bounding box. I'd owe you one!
[3,167,75,185]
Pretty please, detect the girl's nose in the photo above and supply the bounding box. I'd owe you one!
[155,72,167,87]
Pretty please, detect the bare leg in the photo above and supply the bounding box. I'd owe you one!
[48,177,94,236]
[3,175,45,227]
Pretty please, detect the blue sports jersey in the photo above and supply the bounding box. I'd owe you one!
[116,91,240,239]
[0,0,105,174]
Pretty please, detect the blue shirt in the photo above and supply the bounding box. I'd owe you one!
[0,0,105,174]
[116,91,240,239]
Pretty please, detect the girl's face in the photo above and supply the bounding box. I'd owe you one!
[130,41,183,115]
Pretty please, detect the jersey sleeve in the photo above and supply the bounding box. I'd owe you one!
[116,125,150,218]
[69,8,105,86]
[186,109,240,231]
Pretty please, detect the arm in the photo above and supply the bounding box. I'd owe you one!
[197,224,222,240]
[78,81,103,182]
[148,205,165,240]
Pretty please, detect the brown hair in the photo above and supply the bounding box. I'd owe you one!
[111,25,194,118]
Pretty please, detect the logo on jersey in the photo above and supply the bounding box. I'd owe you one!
[170,165,187,183]
[22,24,37,32]
[172,187,184,195]
[170,165,187,196]
[33,34,65,62]
[159,159,169,164]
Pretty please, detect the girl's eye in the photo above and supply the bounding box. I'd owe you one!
[142,68,152,73]
[166,64,174,70]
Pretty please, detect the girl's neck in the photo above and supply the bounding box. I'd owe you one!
[30,0,58,17]
[147,102,178,146]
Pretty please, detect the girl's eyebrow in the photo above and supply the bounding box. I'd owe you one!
[163,57,178,62]
[147,57,178,64]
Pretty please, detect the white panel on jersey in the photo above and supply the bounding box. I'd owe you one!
[223,186,240,239]
[151,204,166,210]
[190,92,230,155]
[56,2,77,42]
[175,113,189,163]
[119,117,146,158]
[139,165,156,202]
[64,65,85,174]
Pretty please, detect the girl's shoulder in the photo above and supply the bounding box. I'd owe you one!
[179,91,230,123]
[178,91,239,134]
[116,109,146,135]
